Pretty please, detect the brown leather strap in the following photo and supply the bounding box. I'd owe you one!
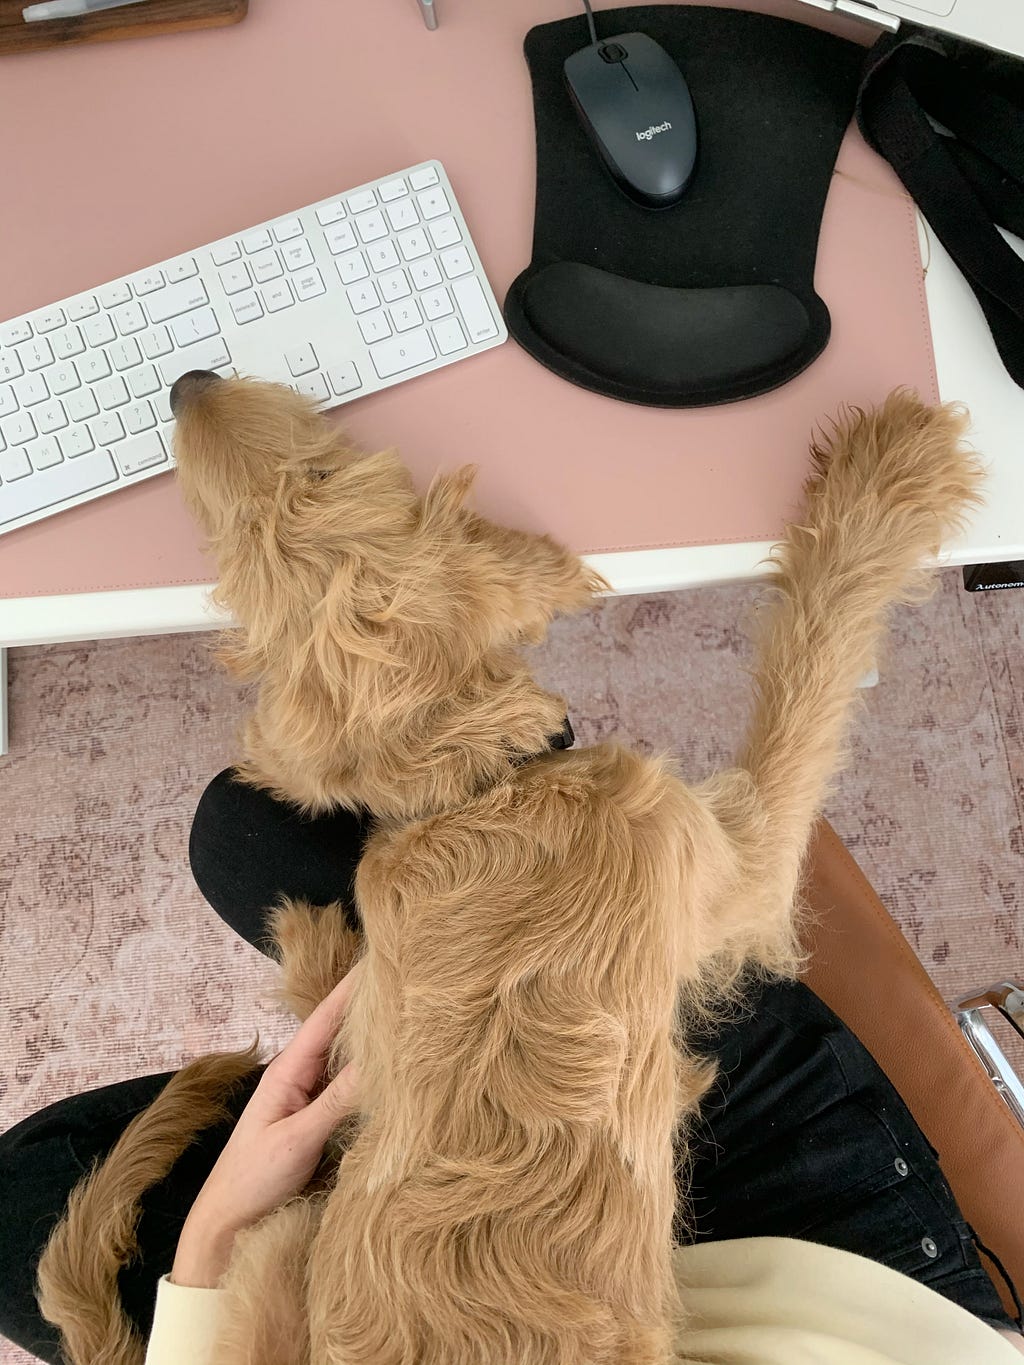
[802,819,1024,1318]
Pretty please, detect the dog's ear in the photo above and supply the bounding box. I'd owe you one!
[414,465,606,645]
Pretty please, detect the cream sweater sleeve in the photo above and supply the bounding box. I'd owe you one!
[144,1276,224,1365]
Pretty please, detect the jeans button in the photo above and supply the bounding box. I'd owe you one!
[895,1157,909,1177]
[921,1236,939,1258]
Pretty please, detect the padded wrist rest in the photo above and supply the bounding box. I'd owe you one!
[511,265,822,407]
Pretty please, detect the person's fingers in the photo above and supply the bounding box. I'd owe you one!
[285,1060,361,1147]
[270,961,364,1094]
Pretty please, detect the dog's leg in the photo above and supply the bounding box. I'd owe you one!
[269,898,363,1021]
[699,393,983,972]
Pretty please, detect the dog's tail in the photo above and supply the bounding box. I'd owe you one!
[704,392,984,974]
[37,1048,261,1365]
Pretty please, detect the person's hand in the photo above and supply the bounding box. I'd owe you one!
[171,963,362,1289]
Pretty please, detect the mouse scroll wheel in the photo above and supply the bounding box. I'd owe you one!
[599,42,627,63]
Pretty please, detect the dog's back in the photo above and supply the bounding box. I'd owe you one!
[308,744,700,1365]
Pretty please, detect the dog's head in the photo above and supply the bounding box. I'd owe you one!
[172,373,601,819]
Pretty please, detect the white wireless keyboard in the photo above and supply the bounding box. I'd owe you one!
[0,161,507,537]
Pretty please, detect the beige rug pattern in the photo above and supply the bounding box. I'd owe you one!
[1,570,1021,1364]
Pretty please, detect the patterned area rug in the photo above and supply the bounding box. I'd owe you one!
[1,570,1021,1363]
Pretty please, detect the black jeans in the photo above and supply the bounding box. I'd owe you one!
[0,770,1016,1362]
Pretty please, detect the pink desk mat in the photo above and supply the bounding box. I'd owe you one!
[0,0,935,602]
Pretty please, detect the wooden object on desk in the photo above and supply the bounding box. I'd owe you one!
[0,0,247,54]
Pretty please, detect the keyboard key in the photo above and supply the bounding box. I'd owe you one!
[250,249,283,284]
[0,446,116,525]
[59,427,94,459]
[66,295,99,321]
[315,201,346,226]
[273,217,304,242]
[231,293,264,326]
[325,222,358,255]
[33,307,66,334]
[1,412,36,445]
[47,362,81,396]
[0,320,32,346]
[397,228,431,261]
[159,337,231,386]
[355,210,388,244]
[0,385,16,417]
[282,240,315,271]
[14,372,49,407]
[18,337,54,371]
[0,352,23,382]
[116,430,168,476]
[328,362,361,396]
[98,282,132,308]
[452,276,499,342]
[83,314,116,348]
[335,252,368,285]
[66,388,100,422]
[35,399,68,434]
[358,311,392,344]
[385,200,419,233]
[171,307,219,347]
[131,269,164,296]
[219,263,252,295]
[294,268,326,301]
[110,338,143,371]
[154,392,173,423]
[211,240,241,266]
[369,328,436,379]
[417,187,451,221]
[79,352,112,383]
[379,269,411,303]
[433,317,468,355]
[52,326,85,360]
[261,280,295,313]
[0,447,31,480]
[164,257,199,283]
[141,326,173,359]
[347,189,377,214]
[146,279,209,325]
[29,435,63,470]
[421,286,453,320]
[378,178,408,202]
[123,400,157,435]
[114,302,148,336]
[440,246,473,279]
[409,166,440,191]
[91,413,125,445]
[242,229,273,254]
[97,376,130,409]
[129,364,161,399]
[367,240,400,273]
[286,344,319,377]
[295,373,330,402]
[390,299,423,334]
[428,216,462,250]
[346,281,379,315]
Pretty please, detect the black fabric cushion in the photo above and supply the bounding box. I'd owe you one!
[504,6,862,408]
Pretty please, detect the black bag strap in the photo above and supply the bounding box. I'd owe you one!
[857,32,1024,389]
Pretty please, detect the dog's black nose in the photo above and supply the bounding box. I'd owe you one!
[549,717,575,751]
[169,369,220,417]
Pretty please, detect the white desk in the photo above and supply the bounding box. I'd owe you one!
[2,217,1022,657]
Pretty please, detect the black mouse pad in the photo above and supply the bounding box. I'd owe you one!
[504,6,863,407]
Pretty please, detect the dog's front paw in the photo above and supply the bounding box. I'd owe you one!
[807,390,983,547]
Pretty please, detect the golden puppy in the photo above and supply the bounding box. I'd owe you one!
[38,378,982,1365]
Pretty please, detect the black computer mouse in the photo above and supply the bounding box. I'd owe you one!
[564,33,698,210]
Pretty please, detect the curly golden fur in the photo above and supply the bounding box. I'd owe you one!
[37,380,983,1365]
